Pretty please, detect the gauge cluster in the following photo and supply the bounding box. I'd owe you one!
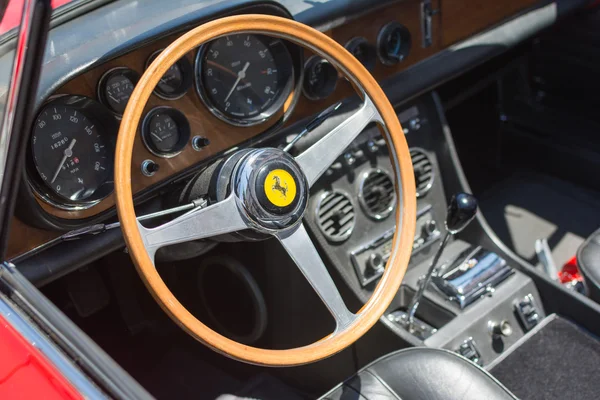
[25,17,412,218]
[26,32,301,215]
[301,21,412,102]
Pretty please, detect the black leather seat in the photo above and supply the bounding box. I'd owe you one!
[320,347,516,400]
[578,227,600,302]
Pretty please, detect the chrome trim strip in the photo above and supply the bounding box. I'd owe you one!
[0,290,107,399]
[1,263,153,399]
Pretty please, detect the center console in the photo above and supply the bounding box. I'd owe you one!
[304,92,546,368]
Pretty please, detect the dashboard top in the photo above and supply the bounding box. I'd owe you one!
[4,0,574,261]
[0,0,389,108]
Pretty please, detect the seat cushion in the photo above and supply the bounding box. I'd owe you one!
[578,227,600,302]
[320,347,516,400]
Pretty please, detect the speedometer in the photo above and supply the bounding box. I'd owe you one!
[195,34,294,126]
[29,96,117,208]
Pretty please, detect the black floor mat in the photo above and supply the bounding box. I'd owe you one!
[480,172,600,267]
[491,315,600,400]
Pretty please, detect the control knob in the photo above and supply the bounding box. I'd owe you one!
[488,320,513,338]
[421,219,437,238]
[141,159,159,177]
[366,252,385,276]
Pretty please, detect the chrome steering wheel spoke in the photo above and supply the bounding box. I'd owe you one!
[138,195,247,260]
[276,223,356,330]
[295,96,382,187]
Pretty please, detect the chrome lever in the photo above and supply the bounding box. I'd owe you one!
[400,193,478,337]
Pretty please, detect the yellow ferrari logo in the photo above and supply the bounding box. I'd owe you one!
[264,169,296,207]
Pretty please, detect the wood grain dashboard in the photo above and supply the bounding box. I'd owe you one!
[8,0,539,259]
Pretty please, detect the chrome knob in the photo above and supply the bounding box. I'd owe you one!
[141,159,159,177]
[367,253,385,275]
[488,320,513,338]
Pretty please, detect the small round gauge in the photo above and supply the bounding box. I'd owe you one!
[377,22,411,66]
[30,96,116,206]
[345,37,377,72]
[302,56,338,101]
[142,107,190,157]
[146,49,193,100]
[195,34,294,126]
[97,67,140,117]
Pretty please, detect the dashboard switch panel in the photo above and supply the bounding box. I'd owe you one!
[514,294,541,331]
[351,206,440,286]
[456,337,482,365]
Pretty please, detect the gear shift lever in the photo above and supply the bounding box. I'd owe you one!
[403,193,478,334]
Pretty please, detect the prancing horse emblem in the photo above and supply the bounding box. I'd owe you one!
[264,169,296,208]
[272,175,288,198]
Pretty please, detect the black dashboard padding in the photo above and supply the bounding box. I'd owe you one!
[577,227,600,303]
[320,347,517,400]
[17,227,124,287]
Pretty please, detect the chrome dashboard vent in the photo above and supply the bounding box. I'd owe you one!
[316,191,355,242]
[359,169,395,220]
[411,149,433,197]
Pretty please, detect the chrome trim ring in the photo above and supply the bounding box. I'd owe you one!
[358,168,396,220]
[27,95,117,211]
[140,106,190,158]
[30,187,103,211]
[232,148,308,231]
[194,34,295,127]
[301,55,338,101]
[315,189,355,242]
[145,49,192,101]
[96,66,140,119]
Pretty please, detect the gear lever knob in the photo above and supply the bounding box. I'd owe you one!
[446,193,478,234]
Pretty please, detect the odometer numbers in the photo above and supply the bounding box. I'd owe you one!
[30,97,116,207]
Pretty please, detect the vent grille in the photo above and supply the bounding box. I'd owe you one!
[359,170,395,220]
[316,191,355,242]
[411,149,433,197]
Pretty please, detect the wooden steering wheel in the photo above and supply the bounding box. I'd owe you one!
[115,14,416,367]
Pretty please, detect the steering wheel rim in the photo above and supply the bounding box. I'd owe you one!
[115,14,416,366]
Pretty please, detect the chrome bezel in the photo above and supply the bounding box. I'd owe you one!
[358,168,396,221]
[140,106,190,158]
[96,66,140,119]
[30,187,103,211]
[410,147,434,198]
[232,148,308,232]
[145,49,193,101]
[194,34,295,127]
[27,95,117,211]
[344,36,376,72]
[315,189,355,243]
[376,21,412,67]
[301,55,339,101]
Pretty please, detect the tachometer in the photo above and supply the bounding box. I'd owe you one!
[195,34,294,126]
[29,96,117,208]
